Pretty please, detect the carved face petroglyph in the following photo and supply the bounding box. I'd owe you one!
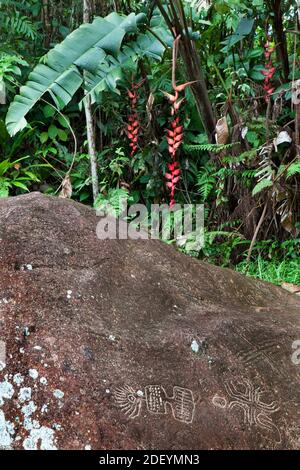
[114,385,143,420]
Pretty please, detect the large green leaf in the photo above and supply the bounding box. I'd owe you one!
[5,12,147,136]
[84,27,171,103]
[221,17,255,53]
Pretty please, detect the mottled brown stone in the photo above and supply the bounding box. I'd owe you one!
[0,192,299,450]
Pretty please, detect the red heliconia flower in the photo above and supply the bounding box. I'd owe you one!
[163,35,195,207]
[165,113,184,197]
[262,39,276,103]
[262,67,276,81]
[126,81,144,157]
[165,161,181,208]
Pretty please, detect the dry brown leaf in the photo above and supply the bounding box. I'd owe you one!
[215,117,229,145]
[146,92,155,123]
[59,174,72,199]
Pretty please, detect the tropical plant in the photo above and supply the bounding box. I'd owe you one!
[5,11,171,136]
[1,0,299,286]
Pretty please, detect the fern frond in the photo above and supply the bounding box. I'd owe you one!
[241,169,257,180]
[216,167,235,178]
[5,12,37,40]
[95,188,132,216]
[196,164,216,201]
[287,161,300,179]
[252,179,273,196]
[183,142,236,155]
[223,149,257,164]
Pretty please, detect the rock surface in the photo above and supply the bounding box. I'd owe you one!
[0,192,300,450]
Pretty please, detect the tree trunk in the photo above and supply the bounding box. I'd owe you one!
[83,0,99,203]
[183,42,216,141]
[155,0,216,142]
[271,0,289,81]
[42,0,52,49]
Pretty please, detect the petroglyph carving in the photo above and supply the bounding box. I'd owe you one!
[113,385,143,419]
[114,384,195,424]
[145,385,167,415]
[171,386,195,423]
[212,378,281,443]
[228,324,286,377]
[212,395,227,409]
[238,338,281,366]
[198,378,212,397]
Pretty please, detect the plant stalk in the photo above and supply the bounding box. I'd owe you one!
[83,0,99,203]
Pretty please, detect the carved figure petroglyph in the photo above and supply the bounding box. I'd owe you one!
[114,384,195,424]
[212,378,281,443]
[226,324,288,379]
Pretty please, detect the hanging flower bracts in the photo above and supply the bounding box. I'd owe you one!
[163,35,196,208]
[127,80,144,157]
[262,38,276,102]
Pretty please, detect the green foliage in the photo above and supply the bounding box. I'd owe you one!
[0,53,27,81]
[287,161,300,179]
[94,187,133,215]
[237,257,300,285]
[236,238,300,284]
[221,17,255,53]
[252,178,273,196]
[0,53,28,100]
[0,155,43,197]
[183,142,235,154]
[5,12,37,40]
[196,164,216,201]
[5,11,170,136]
[0,0,299,288]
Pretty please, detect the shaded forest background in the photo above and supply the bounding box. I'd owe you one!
[0,0,299,286]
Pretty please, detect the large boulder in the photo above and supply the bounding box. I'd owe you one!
[0,192,299,450]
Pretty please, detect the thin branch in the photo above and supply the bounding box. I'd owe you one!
[246,199,268,263]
